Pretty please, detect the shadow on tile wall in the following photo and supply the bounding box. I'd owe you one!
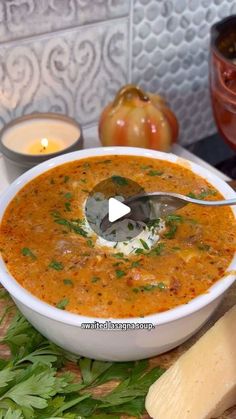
[132,0,236,145]
[0,0,130,129]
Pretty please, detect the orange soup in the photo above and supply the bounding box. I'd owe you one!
[0,156,235,318]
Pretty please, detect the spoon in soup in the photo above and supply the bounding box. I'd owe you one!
[100,191,236,232]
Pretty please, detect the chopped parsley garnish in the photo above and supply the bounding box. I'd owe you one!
[86,239,94,248]
[187,188,217,199]
[172,246,181,251]
[80,178,87,184]
[113,261,123,267]
[147,170,163,176]
[64,192,73,200]
[140,239,149,250]
[128,222,134,231]
[166,214,183,223]
[49,260,64,271]
[147,218,160,230]
[164,213,183,239]
[135,248,145,255]
[63,175,70,183]
[21,247,36,260]
[133,282,166,293]
[113,252,124,259]
[63,279,73,285]
[148,242,165,256]
[64,201,71,212]
[131,260,141,268]
[64,192,73,212]
[111,176,128,186]
[91,276,100,283]
[56,298,69,309]
[164,223,177,239]
[52,212,88,237]
[115,269,126,278]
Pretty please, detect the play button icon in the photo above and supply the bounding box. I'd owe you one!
[108,198,131,223]
[85,176,151,242]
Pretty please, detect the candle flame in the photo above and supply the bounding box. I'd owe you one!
[41,138,48,149]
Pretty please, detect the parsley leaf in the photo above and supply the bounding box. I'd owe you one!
[86,239,94,248]
[49,260,64,271]
[187,188,217,199]
[52,212,88,238]
[64,192,73,200]
[0,293,166,418]
[134,248,145,255]
[164,223,177,239]
[63,279,73,286]
[21,248,36,260]
[164,214,183,239]
[115,270,126,278]
[147,170,163,176]
[148,242,165,256]
[166,214,183,223]
[64,201,71,212]
[56,298,69,310]
[139,239,149,250]
[111,176,128,186]
[133,283,166,293]
[91,277,100,283]
[131,260,141,268]
[113,252,124,259]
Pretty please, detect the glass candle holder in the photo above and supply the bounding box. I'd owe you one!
[0,113,83,171]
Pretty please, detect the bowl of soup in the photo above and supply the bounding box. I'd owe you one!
[0,147,235,361]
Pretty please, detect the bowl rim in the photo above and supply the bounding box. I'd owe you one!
[0,146,235,327]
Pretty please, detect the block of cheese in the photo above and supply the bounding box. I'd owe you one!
[146,305,236,419]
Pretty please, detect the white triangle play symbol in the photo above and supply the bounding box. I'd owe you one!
[108,198,131,223]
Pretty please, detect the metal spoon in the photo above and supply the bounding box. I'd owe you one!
[100,192,236,232]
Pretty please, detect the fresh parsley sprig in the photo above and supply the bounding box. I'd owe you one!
[0,295,165,418]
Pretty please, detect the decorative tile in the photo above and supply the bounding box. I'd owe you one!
[0,20,129,127]
[132,0,235,145]
[0,0,130,42]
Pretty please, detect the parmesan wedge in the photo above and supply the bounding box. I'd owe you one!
[146,305,236,419]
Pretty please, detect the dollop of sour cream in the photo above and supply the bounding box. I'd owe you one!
[83,197,165,256]
[96,221,165,255]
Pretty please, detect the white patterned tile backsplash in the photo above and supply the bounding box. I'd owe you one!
[0,0,234,146]
[0,20,129,128]
[132,0,236,145]
[0,0,130,42]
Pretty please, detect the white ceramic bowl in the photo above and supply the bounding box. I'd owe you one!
[0,147,235,361]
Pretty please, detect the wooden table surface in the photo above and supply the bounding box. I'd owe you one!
[0,283,235,419]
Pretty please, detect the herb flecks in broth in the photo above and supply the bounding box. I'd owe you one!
[0,155,235,318]
[187,188,217,199]
[52,212,88,238]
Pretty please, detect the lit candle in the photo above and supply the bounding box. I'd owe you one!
[27,137,65,155]
[0,113,83,170]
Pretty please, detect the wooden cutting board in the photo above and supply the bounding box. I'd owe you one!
[0,283,235,418]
